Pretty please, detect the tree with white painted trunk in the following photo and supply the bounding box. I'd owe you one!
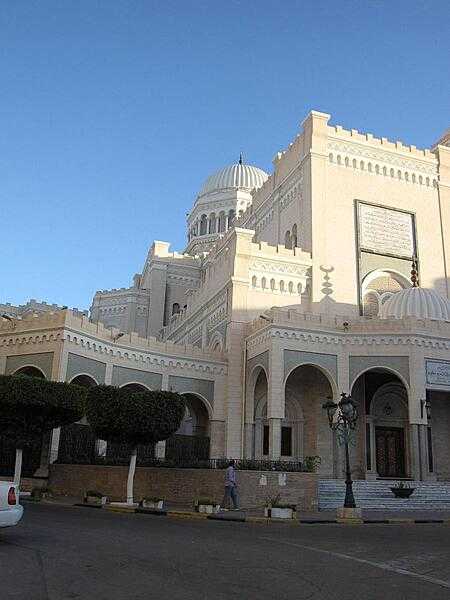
[86,387,185,506]
[0,375,86,485]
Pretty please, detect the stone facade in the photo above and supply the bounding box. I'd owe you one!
[49,464,318,511]
[2,110,450,484]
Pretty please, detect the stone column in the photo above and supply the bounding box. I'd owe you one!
[409,424,422,480]
[209,420,226,459]
[243,422,254,459]
[418,423,435,481]
[155,372,170,459]
[48,347,71,466]
[267,345,284,460]
[225,322,246,458]
[104,363,113,385]
[365,417,378,479]
[268,418,282,460]
[254,420,263,459]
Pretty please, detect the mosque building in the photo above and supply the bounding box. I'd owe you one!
[2,111,450,492]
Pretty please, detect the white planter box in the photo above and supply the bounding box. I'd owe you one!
[198,504,219,514]
[85,495,107,505]
[142,500,164,510]
[270,507,294,519]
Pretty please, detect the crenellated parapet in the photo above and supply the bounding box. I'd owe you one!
[0,309,227,369]
[0,299,88,317]
[327,122,439,185]
[245,306,450,355]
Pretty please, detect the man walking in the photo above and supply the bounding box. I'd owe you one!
[222,460,239,510]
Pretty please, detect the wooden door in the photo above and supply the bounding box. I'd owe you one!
[375,427,406,477]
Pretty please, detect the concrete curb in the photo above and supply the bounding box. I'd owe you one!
[24,499,450,525]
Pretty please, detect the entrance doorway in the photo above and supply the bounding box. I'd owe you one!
[376,426,406,478]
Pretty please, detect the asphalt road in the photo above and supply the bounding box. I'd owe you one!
[1,503,450,600]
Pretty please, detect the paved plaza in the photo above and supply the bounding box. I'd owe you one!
[1,503,450,599]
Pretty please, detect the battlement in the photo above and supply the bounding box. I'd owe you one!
[150,240,197,262]
[327,123,437,163]
[160,230,312,340]
[94,287,132,296]
[246,306,450,338]
[0,309,226,363]
[249,173,275,212]
[0,299,88,317]
[251,239,311,262]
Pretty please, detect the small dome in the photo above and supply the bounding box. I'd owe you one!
[380,287,450,321]
[198,162,268,198]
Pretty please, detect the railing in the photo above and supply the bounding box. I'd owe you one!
[55,425,315,472]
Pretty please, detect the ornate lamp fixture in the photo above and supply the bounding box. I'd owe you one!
[322,392,358,509]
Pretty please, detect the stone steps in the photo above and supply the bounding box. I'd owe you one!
[319,480,450,510]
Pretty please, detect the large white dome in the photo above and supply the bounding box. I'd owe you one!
[198,162,268,198]
[380,287,450,321]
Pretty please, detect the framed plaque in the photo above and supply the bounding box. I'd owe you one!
[358,202,415,259]
[426,360,450,388]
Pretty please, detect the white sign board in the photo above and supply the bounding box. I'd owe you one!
[426,360,450,387]
[359,203,415,258]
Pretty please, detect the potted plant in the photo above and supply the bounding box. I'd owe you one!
[84,490,108,505]
[391,481,415,498]
[29,487,51,502]
[265,495,296,519]
[139,496,164,510]
[195,498,220,514]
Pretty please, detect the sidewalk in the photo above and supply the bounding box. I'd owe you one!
[21,494,450,524]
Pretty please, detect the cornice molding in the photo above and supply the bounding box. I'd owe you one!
[268,326,450,350]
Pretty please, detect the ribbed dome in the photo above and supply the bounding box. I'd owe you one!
[198,163,268,197]
[380,287,450,321]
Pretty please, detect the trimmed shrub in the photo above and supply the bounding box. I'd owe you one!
[86,386,185,505]
[0,375,86,447]
[86,387,185,446]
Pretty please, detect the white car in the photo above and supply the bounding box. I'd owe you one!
[0,482,23,528]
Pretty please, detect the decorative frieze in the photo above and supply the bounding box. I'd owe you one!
[328,138,438,186]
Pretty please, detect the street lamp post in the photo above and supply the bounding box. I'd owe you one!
[323,392,358,510]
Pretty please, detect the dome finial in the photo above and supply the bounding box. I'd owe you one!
[411,258,419,288]
[239,152,244,165]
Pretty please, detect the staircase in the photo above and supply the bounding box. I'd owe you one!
[319,479,450,511]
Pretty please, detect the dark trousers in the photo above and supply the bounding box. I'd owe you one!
[222,485,239,509]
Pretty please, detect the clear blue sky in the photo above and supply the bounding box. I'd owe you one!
[1,0,449,309]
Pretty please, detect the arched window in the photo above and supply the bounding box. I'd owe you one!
[261,277,267,290]
[228,209,236,227]
[288,281,294,294]
[270,278,276,291]
[172,303,180,315]
[200,214,208,235]
[252,275,257,287]
[285,230,292,249]
[291,224,298,248]
[279,280,285,293]
[218,211,226,233]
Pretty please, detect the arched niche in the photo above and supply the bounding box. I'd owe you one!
[284,364,335,471]
[351,368,411,479]
[69,374,98,387]
[165,392,211,462]
[12,365,46,379]
[120,382,150,392]
[361,269,410,317]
